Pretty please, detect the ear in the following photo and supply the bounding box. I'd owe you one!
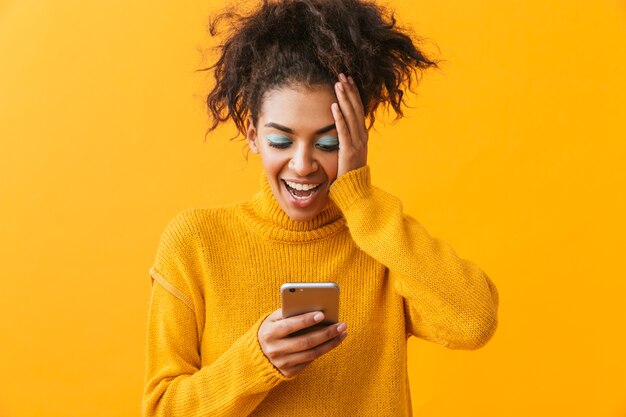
[246,115,259,154]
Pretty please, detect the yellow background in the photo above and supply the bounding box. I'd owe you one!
[1,0,625,415]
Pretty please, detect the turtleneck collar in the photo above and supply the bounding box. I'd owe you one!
[236,170,347,242]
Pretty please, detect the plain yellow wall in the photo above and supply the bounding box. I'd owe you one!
[1,0,625,416]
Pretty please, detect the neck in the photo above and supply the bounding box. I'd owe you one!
[236,170,346,242]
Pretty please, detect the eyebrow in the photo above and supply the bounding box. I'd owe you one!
[264,122,336,135]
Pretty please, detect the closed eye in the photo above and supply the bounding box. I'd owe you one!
[265,134,339,152]
[268,141,291,149]
[266,133,292,149]
[316,135,339,151]
[316,143,339,152]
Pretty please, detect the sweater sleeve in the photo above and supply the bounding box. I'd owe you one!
[328,165,499,350]
[142,211,294,417]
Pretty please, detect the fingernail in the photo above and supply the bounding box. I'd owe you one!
[348,76,354,84]
[337,322,347,332]
[339,73,347,82]
[336,82,344,92]
[314,312,324,322]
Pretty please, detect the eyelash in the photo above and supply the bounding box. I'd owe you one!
[267,141,339,152]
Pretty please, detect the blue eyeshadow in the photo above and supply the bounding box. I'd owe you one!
[317,135,339,146]
[266,133,291,143]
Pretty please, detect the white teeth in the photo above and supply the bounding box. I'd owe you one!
[291,192,313,200]
[284,180,320,191]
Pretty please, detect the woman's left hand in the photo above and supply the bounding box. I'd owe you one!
[331,73,369,179]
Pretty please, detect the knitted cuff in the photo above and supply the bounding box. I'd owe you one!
[328,165,373,211]
[247,311,297,386]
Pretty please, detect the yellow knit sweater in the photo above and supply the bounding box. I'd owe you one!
[142,165,499,417]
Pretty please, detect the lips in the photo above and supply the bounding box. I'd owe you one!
[281,179,323,205]
[283,179,322,189]
[282,180,315,194]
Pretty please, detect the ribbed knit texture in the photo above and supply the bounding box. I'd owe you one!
[142,165,499,417]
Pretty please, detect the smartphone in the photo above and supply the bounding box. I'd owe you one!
[280,282,340,337]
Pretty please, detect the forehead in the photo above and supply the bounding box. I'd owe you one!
[259,84,336,130]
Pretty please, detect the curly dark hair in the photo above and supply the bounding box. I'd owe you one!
[198,0,439,144]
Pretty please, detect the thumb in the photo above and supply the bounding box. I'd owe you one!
[267,307,283,322]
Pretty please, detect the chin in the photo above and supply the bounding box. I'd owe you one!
[279,203,313,221]
[287,210,318,222]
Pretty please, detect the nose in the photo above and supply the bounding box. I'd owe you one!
[289,145,319,176]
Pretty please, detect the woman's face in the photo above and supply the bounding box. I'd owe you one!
[246,84,339,222]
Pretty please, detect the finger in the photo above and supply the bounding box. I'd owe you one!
[341,75,368,148]
[280,363,308,379]
[268,308,283,321]
[335,81,356,146]
[331,102,351,151]
[280,360,313,379]
[275,332,348,371]
[272,310,325,339]
[281,322,347,354]
[346,75,368,142]
[334,80,359,148]
[343,75,365,119]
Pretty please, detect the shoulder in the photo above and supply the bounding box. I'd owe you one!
[162,204,240,232]
[150,205,241,299]
[157,204,243,249]
[156,208,201,249]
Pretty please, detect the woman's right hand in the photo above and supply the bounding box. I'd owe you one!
[257,308,348,378]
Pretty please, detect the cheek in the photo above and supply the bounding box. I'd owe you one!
[320,154,339,180]
[260,148,289,173]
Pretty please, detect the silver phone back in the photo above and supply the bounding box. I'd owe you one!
[280,282,340,324]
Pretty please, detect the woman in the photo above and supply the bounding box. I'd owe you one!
[142,0,499,416]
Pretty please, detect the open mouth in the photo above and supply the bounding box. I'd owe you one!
[282,180,322,201]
